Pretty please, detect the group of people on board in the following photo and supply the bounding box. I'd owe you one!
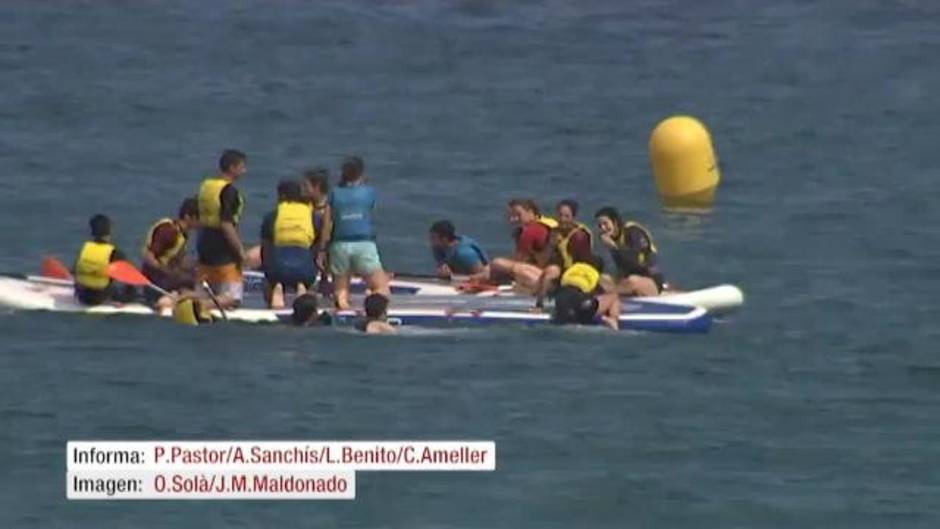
[72,149,666,332]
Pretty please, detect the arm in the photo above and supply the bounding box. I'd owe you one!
[218,186,246,263]
[221,222,245,263]
[316,203,333,271]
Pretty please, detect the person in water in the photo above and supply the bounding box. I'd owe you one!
[74,214,136,306]
[534,199,594,306]
[260,179,319,308]
[356,293,397,334]
[141,197,200,310]
[594,207,665,297]
[428,220,490,279]
[196,149,248,308]
[172,296,217,326]
[489,199,558,292]
[551,254,620,330]
[319,156,390,310]
[290,293,333,327]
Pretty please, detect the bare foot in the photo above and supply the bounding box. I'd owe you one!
[601,316,619,331]
[270,283,285,309]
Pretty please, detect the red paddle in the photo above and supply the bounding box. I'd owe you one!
[108,260,170,295]
[42,256,73,280]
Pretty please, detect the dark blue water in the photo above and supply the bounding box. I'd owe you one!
[2,1,940,527]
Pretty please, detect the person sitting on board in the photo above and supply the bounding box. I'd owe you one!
[594,207,665,297]
[291,293,333,327]
[318,156,390,310]
[356,293,397,334]
[260,179,319,309]
[73,214,135,306]
[428,220,490,280]
[172,296,216,326]
[551,254,620,331]
[534,199,594,308]
[141,197,200,311]
[488,198,558,293]
[196,149,248,309]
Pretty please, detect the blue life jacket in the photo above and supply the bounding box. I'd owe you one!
[434,236,489,275]
[330,185,376,242]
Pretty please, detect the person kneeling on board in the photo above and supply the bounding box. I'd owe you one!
[141,197,200,311]
[534,199,593,307]
[552,255,620,331]
[291,293,333,327]
[74,214,136,306]
[488,199,557,293]
[594,207,665,297]
[261,179,319,309]
[428,220,490,280]
[172,296,217,326]
[356,293,397,335]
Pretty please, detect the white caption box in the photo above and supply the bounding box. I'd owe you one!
[67,469,355,500]
[68,441,496,471]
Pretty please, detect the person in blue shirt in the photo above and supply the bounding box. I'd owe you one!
[318,156,390,310]
[428,220,490,279]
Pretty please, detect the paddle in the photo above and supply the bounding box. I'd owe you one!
[107,260,170,296]
[200,280,228,322]
[42,256,73,280]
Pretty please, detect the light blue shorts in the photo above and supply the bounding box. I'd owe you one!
[330,241,384,277]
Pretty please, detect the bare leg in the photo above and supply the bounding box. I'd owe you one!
[534,265,561,307]
[297,283,307,296]
[616,275,660,297]
[511,262,544,292]
[333,274,352,310]
[270,283,285,309]
[365,269,391,297]
[596,293,620,330]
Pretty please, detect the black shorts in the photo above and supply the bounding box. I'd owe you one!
[552,286,599,325]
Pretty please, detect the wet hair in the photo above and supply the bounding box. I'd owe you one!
[364,293,389,319]
[178,197,199,219]
[429,220,457,241]
[303,168,330,194]
[340,156,365,184]
[508,198,541,216]
[89,214,112,238]
[557,199,579,217]
[594,206,623,227]
[291,293,320,326]
[219,149,247,172]
[277,179,304,202]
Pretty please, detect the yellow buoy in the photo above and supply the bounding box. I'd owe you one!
[649,115,721,209]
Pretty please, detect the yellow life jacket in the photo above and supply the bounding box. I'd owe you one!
[198,177,244,228]
[75,241,114,290]
[537,216,559,229]
[617,221,658,265]
[560,262,600,294]
[273,201,316,247]
[172,297,212,326]
[143,218,186,266]
[556,222,593,270]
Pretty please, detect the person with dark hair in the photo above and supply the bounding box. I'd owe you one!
[355,293,396,334]
[533,199,594,308]
[428,220,490,279]
[302,167,331,239]
[196,149,248,308]
[291,293,333,327]
[141,197,200,310]
[318,156,390,310]
[551,254,620,330]
[594,206,664,297]
[73,214,129,306]
[260,179,319,308]
[488,198,558,292]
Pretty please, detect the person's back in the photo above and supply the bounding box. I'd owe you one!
[330,184,376,241]
[356,293,396,334]
[261,180,318,308]
[74,214,127,306]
